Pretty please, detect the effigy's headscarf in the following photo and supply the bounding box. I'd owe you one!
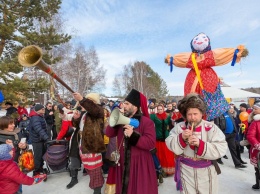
[190,32,211,54]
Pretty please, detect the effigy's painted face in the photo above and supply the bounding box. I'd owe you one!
[191,33,209,52]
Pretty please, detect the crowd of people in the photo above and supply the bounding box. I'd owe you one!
[0,91,260,194]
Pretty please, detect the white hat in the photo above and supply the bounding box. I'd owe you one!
[85,93,101,105]
[253,101,260,109]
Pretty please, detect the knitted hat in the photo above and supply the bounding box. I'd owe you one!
[125,89,149,118]
[5,102,13,106]
[85,93,101,105]
[0,144,12,160]
[239,103,248,109]
[57,104,64,111]
[22,114,28,118]
[253,101,260,109]
[149,98,156,104]
[34,104,45,111]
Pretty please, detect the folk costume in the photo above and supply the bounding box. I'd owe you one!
[150,109,175,175]
[106,89,158,194]
[165,33,247,120]
[166,120,227,194]
[73,93,106,193]
[165,93,228,194]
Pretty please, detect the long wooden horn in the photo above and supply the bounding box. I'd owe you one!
[18,45,75,93]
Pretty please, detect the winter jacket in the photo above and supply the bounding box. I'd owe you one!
[18,119,30,130]
[0,159,34,194]
[17,106,28,121]
[57,108,74,140]
[29,110,49,143]
[54,109,62,133]
[247,114,260,167]
[44,108,54,125]
[5,107,17,117]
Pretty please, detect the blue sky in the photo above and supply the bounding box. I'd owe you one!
[61,0,260,96]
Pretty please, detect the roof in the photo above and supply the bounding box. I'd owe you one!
[221,86,260,98]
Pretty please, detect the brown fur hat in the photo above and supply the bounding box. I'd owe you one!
[177,93,206,119]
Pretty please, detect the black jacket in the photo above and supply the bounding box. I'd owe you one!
[29,110,49,143]
[44,108,54,125]
[6,107,17,116]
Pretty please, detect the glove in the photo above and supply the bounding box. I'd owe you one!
[33,174,47,184]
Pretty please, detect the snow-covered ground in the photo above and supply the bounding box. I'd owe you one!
[23,150,256,194]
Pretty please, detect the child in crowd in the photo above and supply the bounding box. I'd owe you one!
[18,114,30,142]
[0,144,46,194]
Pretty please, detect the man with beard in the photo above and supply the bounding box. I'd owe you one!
[166,93,228,194]
[106,89,158,194]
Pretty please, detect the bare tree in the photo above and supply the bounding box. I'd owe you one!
[116,61,168,98]
[62,44,106,96]
[112,75,122,97]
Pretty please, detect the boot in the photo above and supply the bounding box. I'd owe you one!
[93,186,102,194]
[252,171,260,190]
[158,173,164,183]
[66,170,78,189]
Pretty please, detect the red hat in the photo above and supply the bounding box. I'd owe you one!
[125,89,149,118]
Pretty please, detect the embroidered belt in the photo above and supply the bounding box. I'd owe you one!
[175,155,212,191]
[182,154,209,161]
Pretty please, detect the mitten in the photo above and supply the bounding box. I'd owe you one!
[33,174,47,184]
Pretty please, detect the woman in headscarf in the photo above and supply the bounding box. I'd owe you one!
[150,104,175,176]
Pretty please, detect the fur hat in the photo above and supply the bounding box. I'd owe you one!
[177,93,206,119]
[239,103,248,109]
[85,93,101,105]
[0,144,12,160]
[125,89,149,117]
[34,104,45,111]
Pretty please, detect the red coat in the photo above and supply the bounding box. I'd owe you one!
[17,106,28,119]
[56,120,73,140]
[0,160,34,194]
[247,114,260,167]
[106,116,158,194]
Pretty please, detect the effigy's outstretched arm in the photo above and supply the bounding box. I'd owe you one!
[213,45,245,66]
[165,52,191,68]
